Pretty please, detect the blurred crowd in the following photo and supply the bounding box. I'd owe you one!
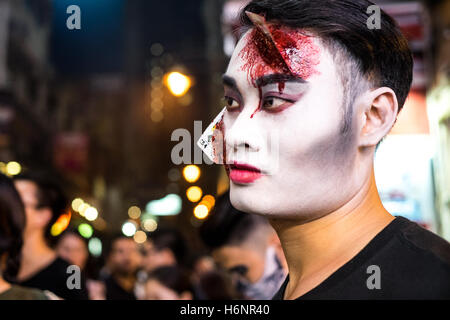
[0,170,288,300]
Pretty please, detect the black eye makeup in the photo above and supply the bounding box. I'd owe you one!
[259,82,307,113]
[222,92,241,112]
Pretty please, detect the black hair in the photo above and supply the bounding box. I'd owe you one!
[13,172,68,245]
[104,233,134,258]
[0,173,25,281]
[238,0,413,133]
[147,265,193,295]
[148,227,189,266]
[199,190,269,250]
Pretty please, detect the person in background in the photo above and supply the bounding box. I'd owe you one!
[135,227,190,299]
[144,265,193,300]
[195,269,243,300]
[190,252,216,284]
[12,172,88,300]
[56,229,106,300]
[102,235,141,300]
[0,173,54,300]
[56,229,89,269]
[200,191,288,300]
[142,227,189,272]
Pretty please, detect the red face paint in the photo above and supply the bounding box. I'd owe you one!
[239,19,320,117]
[239,24,320,84]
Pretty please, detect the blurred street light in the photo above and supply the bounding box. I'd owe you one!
[78,223,94,239]
[85,207,99,221]
[186,186,203,202]
[164,71,191,97]
[128,206,142,219]
[122,221,137,237]
[6,161,21,176]
[134,230,147,244]
[194,203,209,220]
[183,165,201,183]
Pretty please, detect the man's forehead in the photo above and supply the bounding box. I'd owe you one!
[227,25,322,86]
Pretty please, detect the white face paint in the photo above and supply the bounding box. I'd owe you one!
[221,29,361,221]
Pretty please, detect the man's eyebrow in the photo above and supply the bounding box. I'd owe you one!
[222,74,239,90]
[255,73,306,87]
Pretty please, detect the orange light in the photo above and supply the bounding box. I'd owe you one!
[50,211,72,236]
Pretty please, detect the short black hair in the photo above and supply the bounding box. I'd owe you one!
[239,0,413,133]
[0,173,25,281]
[13,172,68,245]
[199,190,269,250]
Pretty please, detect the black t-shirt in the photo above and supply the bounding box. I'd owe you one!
[17,257,89,300]
[273,216,450,300]
[103,274,137,300]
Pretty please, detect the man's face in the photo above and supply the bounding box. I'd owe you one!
[212,245,265,285]
[109,238,141,276]
[56,233,89,269]
[142,240,176,273]
[222,26,360,220]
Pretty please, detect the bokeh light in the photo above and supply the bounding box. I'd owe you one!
[84,207,99,221]
[122,221,137,237]
[186,186,203,202]
[78,223,93,239]
[128,206,141,219]
[6,161,21,176]
[71,198,84,212]
[88,238,102,257]
[194,204,209,220]
[133,230,147,244]
[165,71,191,97]
[183,165,200,183]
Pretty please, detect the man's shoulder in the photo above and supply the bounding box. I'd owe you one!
[393,216,450,267]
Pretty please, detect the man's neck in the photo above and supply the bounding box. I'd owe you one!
[269,169,394,300]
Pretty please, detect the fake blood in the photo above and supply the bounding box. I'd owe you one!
[239,22,320,117]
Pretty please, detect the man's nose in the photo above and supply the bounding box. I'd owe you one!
[225,106,262,156]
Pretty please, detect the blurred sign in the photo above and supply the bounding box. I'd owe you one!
[381,2,431,89]
[375,134,436,230]
[53,133,89,173]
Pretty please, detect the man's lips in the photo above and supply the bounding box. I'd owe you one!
[228,162,262,184]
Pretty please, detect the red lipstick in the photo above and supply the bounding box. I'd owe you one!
[228,162,262,184]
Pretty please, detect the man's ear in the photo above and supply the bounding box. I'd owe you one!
[359,87,399,147]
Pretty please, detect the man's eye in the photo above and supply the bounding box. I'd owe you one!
[262,96,289,110]
[222,96,240,111]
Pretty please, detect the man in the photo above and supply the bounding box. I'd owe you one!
[204,0,450,299]
[200,191,287,300]
[13,172,88,300]
[141,228,188,273]
[103,235,141,300]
